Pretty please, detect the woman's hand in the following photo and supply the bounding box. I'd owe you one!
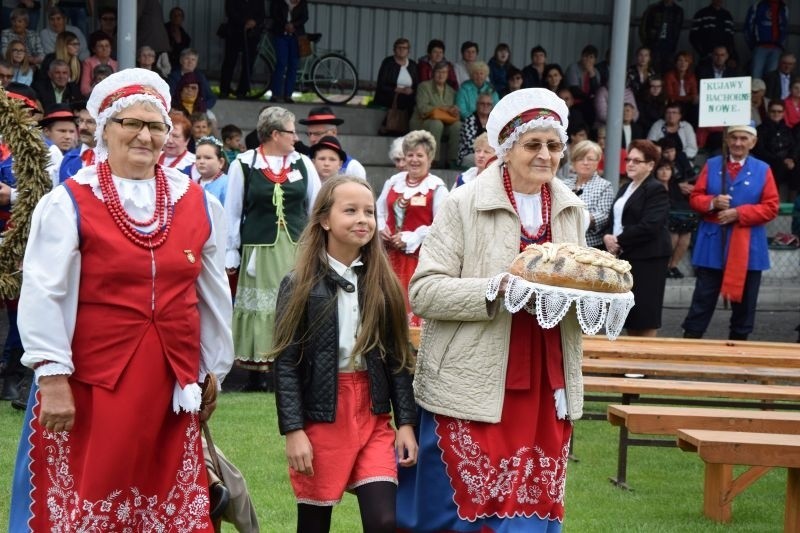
[395,425,418,467]
[603,234,620,255]
[225,267,239,276]
[390,233,406,251]
[38,375,75,433]
[286,429,314,476]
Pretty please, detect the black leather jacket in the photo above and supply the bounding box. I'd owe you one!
[274,267,416,435]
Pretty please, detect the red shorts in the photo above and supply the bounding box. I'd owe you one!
[289,371,398,506]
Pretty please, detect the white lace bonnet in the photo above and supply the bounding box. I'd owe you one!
[86,68,173,162]
[486,88,569,159]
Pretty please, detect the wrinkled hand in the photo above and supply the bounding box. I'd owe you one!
[717,208,739,225]
[603,234,620,255]
[38,375,75,433]
[712,194,732,210]
[396,425,418,467]
[286,430,314,476]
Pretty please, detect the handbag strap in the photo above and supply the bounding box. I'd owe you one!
[202,421,225,485]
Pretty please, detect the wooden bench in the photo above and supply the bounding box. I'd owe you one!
[606,405,800,489]
[583,358,800,384]
[677,429,800,532]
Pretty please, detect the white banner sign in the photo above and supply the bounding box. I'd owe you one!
[698,76,751,127]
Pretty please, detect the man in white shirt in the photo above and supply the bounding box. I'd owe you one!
[39,6,89,60]
[298,106,366,179]
[764,52,797,102]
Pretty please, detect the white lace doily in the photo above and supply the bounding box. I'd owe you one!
[486,273,635,340]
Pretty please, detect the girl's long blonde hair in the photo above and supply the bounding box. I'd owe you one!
[55,31,81,82]
[272,175,414,372]
[5,40,31,76]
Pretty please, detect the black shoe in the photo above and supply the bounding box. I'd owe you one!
[670,267,684,279]
[683,330,703,339]
[283,97,294,104]
[0,377,20,401]
[268,95,281,103]
[729,331,749,341]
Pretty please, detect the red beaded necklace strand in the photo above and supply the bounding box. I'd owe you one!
[97,161,173,249]
[502,164,551,250]
[258,147,290,184]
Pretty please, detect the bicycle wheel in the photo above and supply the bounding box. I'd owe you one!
[311,54,358,105]
[248,51,273,99]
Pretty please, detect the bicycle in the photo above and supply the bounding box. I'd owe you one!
[249,32,359,105]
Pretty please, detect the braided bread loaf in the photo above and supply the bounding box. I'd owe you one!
[508,243,633,293]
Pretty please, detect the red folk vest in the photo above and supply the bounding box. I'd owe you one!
[63,178,211,390]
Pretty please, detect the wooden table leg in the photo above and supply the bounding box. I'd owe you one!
[704,463,733,523]
[786,468,799,533]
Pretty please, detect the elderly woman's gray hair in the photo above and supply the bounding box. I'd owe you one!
[433,61,449,73]
[569,140,602,164]
[257,106,296,143]
[402,130,437,161]
[388,136,405,163]
[10,7,29,21]
[468,61,490,76]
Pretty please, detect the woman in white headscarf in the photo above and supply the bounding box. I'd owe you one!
[14,68,233,531]
[397,88,587,532]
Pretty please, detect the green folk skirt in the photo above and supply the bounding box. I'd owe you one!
[232,230,297,370]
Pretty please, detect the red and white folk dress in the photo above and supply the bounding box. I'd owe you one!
[18,165,233,531]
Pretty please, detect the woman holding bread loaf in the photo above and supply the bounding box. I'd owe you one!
[397,88,587,531]
[603,139,671,337]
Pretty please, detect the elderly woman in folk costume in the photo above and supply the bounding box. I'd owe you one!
[11,68,234,530]
[224,106,320,390]
[397,88,587,531]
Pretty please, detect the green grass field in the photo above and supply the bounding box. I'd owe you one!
[0,394,786,532]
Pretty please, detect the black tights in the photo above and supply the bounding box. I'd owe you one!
[296,481,396,533]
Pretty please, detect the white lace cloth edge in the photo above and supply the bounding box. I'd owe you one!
[486,273,635,340]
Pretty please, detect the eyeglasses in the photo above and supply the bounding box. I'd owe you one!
[625,157,647,165]
[109,117,171,135]
[578,156,599,163]
[521,141,564,153]
[10,48,25,53]
[67,41,80,47]
[277,129,298,137]
[649,84,662,89]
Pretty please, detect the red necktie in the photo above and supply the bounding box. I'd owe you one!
[726,161,742,179]
[81,148,95,166]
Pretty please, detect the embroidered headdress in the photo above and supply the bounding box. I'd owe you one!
[487,88,569,159]
[86,68,172,162]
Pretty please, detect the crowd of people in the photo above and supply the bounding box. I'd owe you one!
[0,0,797,531]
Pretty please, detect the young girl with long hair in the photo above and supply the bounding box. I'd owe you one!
[273,175,418,533]
[192,136,228,205]
[53,31,82,83]
[5,40,32,86]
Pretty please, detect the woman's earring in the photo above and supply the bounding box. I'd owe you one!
[322,225,329,231]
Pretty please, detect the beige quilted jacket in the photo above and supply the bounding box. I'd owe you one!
[409,160,588,423]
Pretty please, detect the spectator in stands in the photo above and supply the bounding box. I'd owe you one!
[39,31,82,85]
[5,40,32,86]
[172,72,208,118]
[411,61,461,168]
[453,41,479,87]
[521,45,547,89]
[604,139,671,337]
[89,64,113,88]
[268,0,308,104]
[664,51,699,113]
[647,103,698,159]
[595,125,628,179]
[417,39,457,90]
[136,45,165,78]
[657,137,697,279]
[2,8,43,67]
[637,75,667,133]
[159,112,195,175]
[168,49,217,110]
[375,38,419,116]
[562,140,613,249]
[784,80,800,129]
[639,0,684,74]
[388,137,406,171]
[457,92,493,168]
[80,33,117,97]
[165,6,191,67]
[40,7,88,61]
[58,103,96,183]
[682,124,779,340]
[626,46,656,99]
[755,100,799,200]
[452,132,494,188]
[50,1,91,39]
[298,106,366,178]
[622,102,646,148]
[695,45,737,79]
[543,63,566,94]
[488,43,515,96]
[689,0,736,67]
[764,52,797,103]
[219,0,265,100]
[0,60,12,88]
[456,61,498,120]
[565,45,601,125]
[507,67,523,93]
[745,0,789,80]
[556,87,585,129]
[751,78,768,126]
[32,59,81,110]
[220,124,244,164]
[309,135,346,183]
[89,7,117,60]
[594,85,638,127]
